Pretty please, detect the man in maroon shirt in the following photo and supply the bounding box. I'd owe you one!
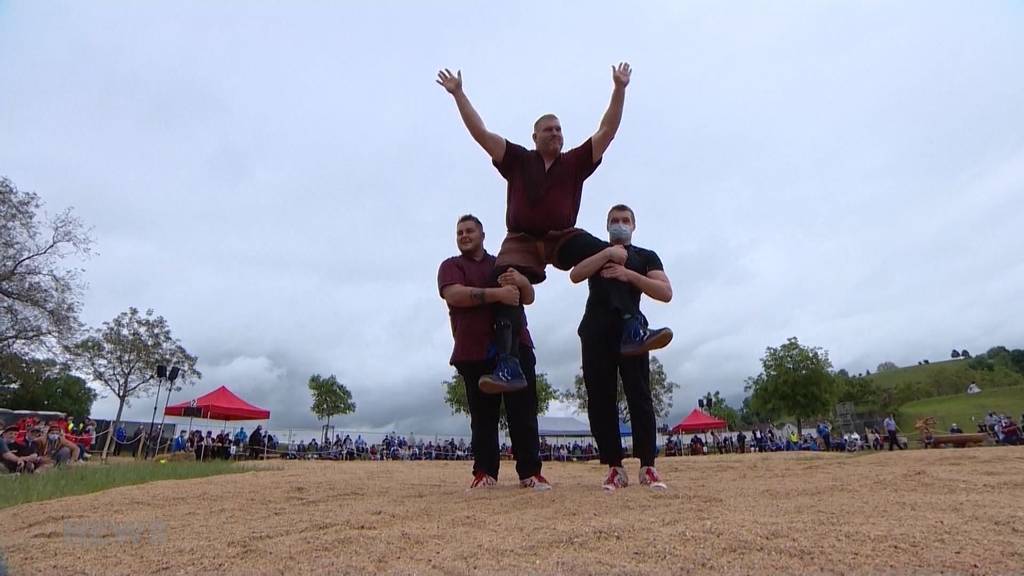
[437,214,551,491]
[437,64,672,393]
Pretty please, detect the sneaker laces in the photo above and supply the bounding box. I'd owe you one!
[603,466,628,490]
[640,466,667,489]
[470,472,497,488]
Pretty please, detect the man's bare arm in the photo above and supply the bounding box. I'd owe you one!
[600,265,673,302]
[498,269,535,305]
[591,63,631,163]
[442,284,519,308]
[437,69,507,163]
[569,245,628,283]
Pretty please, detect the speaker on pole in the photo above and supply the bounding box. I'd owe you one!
[156,365,167,379]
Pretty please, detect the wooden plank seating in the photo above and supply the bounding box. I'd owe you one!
[926,432,988,448]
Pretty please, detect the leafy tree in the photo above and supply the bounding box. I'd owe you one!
[961,349,971,359]
[1,177,92,355]
[700,390,739,429]
[1009,349,1024,374]
[876,361,898,373]
[71,307,199,460]
[561,355,679,423]
[951,349,961,359]
[835,371,877,408]
[968,356,995,372]
[308,373,356,442]
[744,337,836,434]
[0,354,97,418]
[442,372,557,430]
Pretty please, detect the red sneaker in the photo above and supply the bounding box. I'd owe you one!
[602,466,628,492]
[468,472,497,489]
[639,466,667,491]
[519,474,552,491]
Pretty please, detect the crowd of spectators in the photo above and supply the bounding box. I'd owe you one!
[982,412,1021,445]
[1,416,96,474]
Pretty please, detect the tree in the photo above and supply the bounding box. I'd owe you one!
[961,349,971,359]
[560,355,679,423]
[951,349,961,359]
[700,390,739,429]
[71,307,199,460]
[442,372,557,430]
[0,353,97,418]
[1,177,92,355]
[835,371,876,405]
[308,373,356,442]
[876,361,898,373]
[744,337,836,434]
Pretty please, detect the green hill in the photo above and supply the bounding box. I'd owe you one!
[897,386,1024,438]
[864,359,1024,412]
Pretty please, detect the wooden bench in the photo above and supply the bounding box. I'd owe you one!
[924,433,988,448]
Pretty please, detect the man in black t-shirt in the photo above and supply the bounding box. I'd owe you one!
[569,204,673,492]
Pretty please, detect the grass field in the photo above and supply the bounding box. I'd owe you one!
[898,385,1024,436]
[0,459,249,510]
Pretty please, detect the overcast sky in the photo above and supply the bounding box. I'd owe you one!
[2,1,1021,435]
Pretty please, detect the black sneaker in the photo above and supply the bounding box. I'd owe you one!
[620,315,673,356]
[478,355,527,394]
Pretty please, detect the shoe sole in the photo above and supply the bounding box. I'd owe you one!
[621,328,674,356]
[523,484,553,492]
[478,375,527,394]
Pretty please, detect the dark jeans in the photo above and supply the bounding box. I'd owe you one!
[580,318,657,468]
[493,230,639,358]
[454,346,541,480]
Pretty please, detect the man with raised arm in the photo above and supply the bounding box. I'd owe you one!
[437,64,671,394]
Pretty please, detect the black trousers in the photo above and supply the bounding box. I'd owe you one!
[580,318,657,467]
[887,430,904,450]
[493,231,639,358]
[454,346,541,480]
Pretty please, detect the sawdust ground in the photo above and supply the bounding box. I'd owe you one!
[2,447,1023,575]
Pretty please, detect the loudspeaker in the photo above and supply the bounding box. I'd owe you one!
[168,366,180,382]
[156,365,167,378]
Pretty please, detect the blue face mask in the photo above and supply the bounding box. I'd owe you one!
[608,223,632,244]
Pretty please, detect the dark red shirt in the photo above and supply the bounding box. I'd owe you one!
[493,138,601,234]
[438,252,534,364]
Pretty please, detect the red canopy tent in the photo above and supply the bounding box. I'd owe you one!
[671,408,728,434]
[165,386,270,421]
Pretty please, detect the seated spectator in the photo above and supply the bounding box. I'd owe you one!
[3,426,39,473]
[35,425,80,466]
[999,418,1020,446]
[949,423,963,434]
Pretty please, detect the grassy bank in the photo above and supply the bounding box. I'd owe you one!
[1,459,253,510]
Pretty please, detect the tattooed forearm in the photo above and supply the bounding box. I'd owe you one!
[471,289,486,305]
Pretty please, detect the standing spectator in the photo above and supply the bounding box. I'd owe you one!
[113,423,127,456]
[817,420,832,451]
[736,430,747,454]
[884,415,904,451]
[234,426,248,448]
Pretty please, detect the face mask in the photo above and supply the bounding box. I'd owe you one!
[608,223,632,244]
[48,434,59,441]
